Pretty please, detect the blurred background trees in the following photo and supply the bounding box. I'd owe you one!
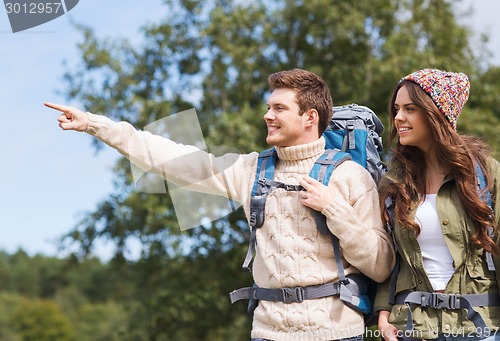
[2,0,499,339]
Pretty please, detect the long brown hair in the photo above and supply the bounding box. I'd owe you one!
[380,80,497,255]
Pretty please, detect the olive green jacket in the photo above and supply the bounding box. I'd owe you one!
[374,158,500,339]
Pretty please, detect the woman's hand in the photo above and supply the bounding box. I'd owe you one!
[378,310,400,341]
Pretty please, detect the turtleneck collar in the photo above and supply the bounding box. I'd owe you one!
[275,136,326,161]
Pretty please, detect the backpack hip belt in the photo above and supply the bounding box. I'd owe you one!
[231,273,367,307]
[395,291,500,332]
[230,281,342,304]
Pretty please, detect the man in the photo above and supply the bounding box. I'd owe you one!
[46,68,394,341]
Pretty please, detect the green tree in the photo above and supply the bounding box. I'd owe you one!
[0,292,24,340]
[9,250,40,297]
[0,252,12,293]
[59,0,500,338]
[464,66,500,159]
[11,299,73,341]
[71,302,128,341]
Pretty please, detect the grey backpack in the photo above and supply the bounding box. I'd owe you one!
[325,103,387,183]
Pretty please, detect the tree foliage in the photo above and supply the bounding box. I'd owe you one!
[56,0,500,338]
[11,299,73,341]
[0,251,129,340]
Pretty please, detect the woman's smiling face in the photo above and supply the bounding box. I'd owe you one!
[394,85,434,153]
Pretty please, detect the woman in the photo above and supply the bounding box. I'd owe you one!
[375,69,500,341]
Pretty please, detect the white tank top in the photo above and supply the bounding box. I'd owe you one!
[415,194,455,290]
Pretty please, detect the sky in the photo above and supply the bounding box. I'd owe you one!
[0,0,499,261]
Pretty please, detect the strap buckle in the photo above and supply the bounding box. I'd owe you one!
[281,287,304,303]
[283,184,301,191]
[258,178,269,187]
[423,293,460,309]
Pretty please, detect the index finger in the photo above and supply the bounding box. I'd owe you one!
[302,175,321,185]
[44,102,71,112]
[299,175,314,190]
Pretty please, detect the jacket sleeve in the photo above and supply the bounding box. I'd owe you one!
[373,277,393,312]
[321,160,396,283]
[85,112,256,203]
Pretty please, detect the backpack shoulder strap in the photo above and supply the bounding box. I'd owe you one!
[249,148,277,227]
[476,162,493,210]
[243,148,277,271]
[310,149,351,236]
[309,149,351,282]
[251,148,277,197]
[310,149,352,185]
[475,162,495,271]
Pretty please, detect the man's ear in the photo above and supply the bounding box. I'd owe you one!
[304,108,319,128]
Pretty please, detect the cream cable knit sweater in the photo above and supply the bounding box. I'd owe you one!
[86,112,394,341]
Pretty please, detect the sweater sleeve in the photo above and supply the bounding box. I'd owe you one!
[321,160,395,283]
[85,112,256,204]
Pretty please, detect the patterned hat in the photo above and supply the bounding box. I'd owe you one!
[401,68,470,130]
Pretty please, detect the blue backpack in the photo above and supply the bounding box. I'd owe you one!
[230,104,387,325]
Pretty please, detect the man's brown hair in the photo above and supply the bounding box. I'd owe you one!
[268,69,333,135]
